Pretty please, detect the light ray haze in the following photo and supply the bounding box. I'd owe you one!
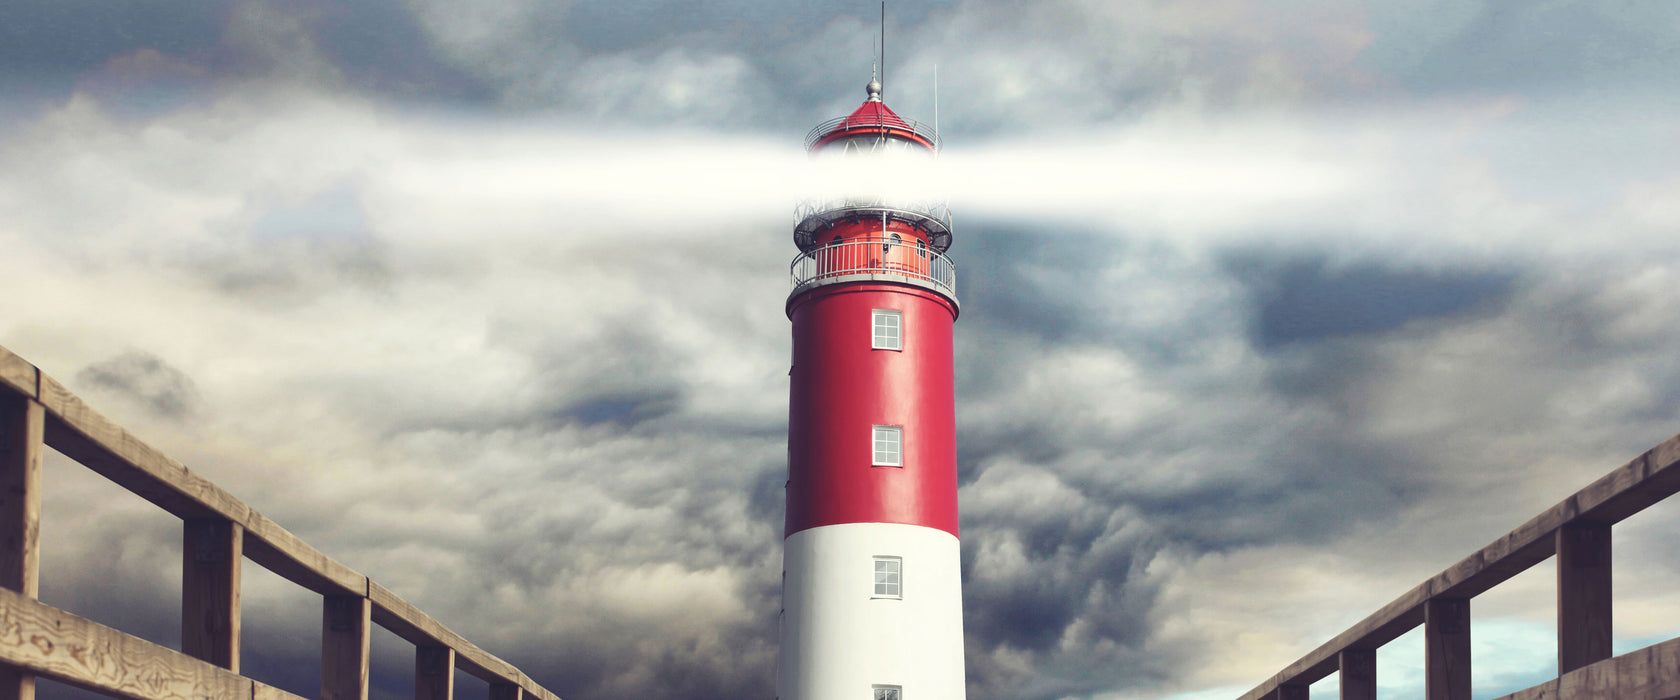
[2,1,1679,699]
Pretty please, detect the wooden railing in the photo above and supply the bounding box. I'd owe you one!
[1239,430,1680,700]
[0,344,561,700]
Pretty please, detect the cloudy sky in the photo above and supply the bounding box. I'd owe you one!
[3,1,1680,699]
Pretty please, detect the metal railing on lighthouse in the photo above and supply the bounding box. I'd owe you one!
[789,237,957,302]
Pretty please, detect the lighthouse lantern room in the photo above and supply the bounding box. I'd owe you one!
[779,73,966,700]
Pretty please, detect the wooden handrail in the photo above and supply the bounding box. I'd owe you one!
[0,344,561,700]
[1239,431,1680,700]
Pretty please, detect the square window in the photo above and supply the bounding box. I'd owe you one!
[873,685,902,700]
[872,425,902,467]
[873,557,902,598]
[872,309,902,350]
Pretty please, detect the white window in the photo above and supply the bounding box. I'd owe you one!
[872,309,902,350]
[873,686,902,700]
[873,557,902,598]
[872,425,902,466]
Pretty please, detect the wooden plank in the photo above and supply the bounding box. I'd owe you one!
[488,684,524,700]
[323,595,371,700]
[0,395,42,700]
[1490,679,1557,700]
[0,585,307,700]
[0,348,34,400]
[1492,636,1680,700]
[1339,648,1376,700]
[1642,635,1680,700]
[38,373,248,523]
[182,518,242,672]
[0,396,42,598]
[416,646,455,700]
[1570,433,1680,526]
[1425,598,1471,700]
[1555,522,1611,674]
[243,511,366,596]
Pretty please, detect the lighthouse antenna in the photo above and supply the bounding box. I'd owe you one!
[880,1,886,98]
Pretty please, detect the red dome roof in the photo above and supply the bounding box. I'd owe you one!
[805,97,939,152]
[836,100,912,131]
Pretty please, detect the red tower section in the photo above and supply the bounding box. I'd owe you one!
[785,81,959,538]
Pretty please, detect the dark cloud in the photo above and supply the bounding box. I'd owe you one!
[1366,0,1680,94]
[76,350,204,420]
[1224,252,1516,350]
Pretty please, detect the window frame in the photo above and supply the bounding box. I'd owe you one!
[871,308,903,351]
[871,425,903,467]
[872,685,903,700]
[872,556,903,600]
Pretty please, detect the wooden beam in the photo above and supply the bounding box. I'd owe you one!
[488,684,524,700]
[1556,522,1612,674]
[38,373,248,523]
[0,584,306,699]
[0,395,42,599]
[1339,648,1376,700]
[182,518,243,672]
[1425,598,1471,700]
[1275,684,1308,700]
[417,646,455,700]
[0,348,34,400]
[1491,635,1680,700]
[243,511,366,596]
[323,594,371,700]
[0,394,42,700]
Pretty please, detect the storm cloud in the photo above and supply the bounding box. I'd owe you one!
[4,2,1680,700]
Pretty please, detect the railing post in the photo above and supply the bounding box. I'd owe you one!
[1275,683,1309,700]
[1425,597,1471,700]
[183,518,243,671]
[416,646,454,700]
[323,594,371,700]
[0,393,42,700]
[488,684,523,700]
[1339,648,1377,700]
[1557,521,1612,673]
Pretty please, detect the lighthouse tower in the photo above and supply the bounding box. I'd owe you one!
[779,75,965,700]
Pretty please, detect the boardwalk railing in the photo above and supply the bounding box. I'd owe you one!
[1239,431,1680,700]
[0,344,560,700]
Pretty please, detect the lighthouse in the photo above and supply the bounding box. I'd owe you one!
[778,73,965,700]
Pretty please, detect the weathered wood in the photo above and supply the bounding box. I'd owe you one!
[243,511,366,596]
[0,584,307,700]
[0,346,567,700]
[1239,429,1680,700]
[369,582,520,684]
[1274,684,1308,700]
[488,684,524,700]
[1492,636,1680,700]
[1556,522,1611,674]
[323,595,371,700]
[0,349,34,400]
[1425,598,1471,700]
[0,395,42,700]
[1339,648,1376,700]
[417,646,455,700]
[182,518,242,671]
[0,396,42,598]
[38,373,248,523]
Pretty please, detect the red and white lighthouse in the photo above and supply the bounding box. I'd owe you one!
[779,75,965,700]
